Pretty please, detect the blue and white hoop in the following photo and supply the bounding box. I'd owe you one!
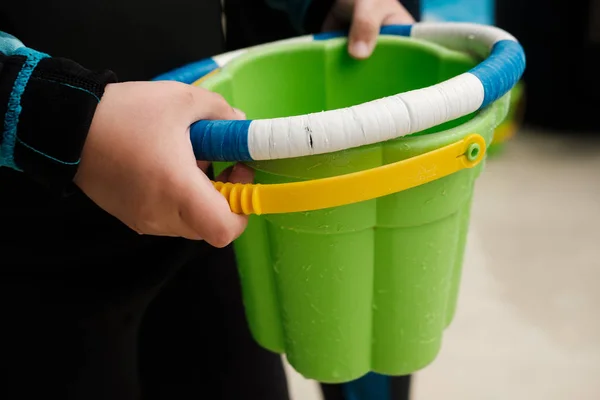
[154,22,525,162]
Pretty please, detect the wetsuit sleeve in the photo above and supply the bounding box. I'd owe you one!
[0,31,117,194]
[265,0,335,33]
[266,1,422,33]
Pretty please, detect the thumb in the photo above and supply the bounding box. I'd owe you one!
[178,169,249,248]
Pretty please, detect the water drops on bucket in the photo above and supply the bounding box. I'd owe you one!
[155,22,524,383]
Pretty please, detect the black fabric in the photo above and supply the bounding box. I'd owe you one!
[0,0,225,82]
[224,0,299,51]
[225,0,421,53]
[496,0,600,131]
[304,0,337,33]
[139,242,290,400]
[223,2,420,399]
[320,374,411,400]
[0,1,289,399]
[402,0,421,20]
[304,0,421,33]
[390,374,412,399]
[0,165,290,400]
[13,57,117,193]
[0,53,26,148]
[0,242,289,400]
[320,383,346,400]
[0,1,422,399]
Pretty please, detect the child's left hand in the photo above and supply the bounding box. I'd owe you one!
[323,0,415,59]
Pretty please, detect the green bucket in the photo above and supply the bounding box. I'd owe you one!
[201,36,510,383]
[488,81,525,156]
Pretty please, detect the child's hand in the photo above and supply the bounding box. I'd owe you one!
[323,0,415,59]
[74,81,253,247]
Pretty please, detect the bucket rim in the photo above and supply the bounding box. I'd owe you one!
[153,22,525,162]
[244,93,508,181]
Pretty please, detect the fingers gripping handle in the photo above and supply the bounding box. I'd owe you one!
[190,119,253,162]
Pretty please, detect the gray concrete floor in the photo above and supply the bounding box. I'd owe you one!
[285,128,600,399]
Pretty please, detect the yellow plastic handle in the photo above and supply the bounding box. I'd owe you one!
[212,134,486,215]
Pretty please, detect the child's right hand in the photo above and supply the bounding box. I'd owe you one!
[73,81,253,247]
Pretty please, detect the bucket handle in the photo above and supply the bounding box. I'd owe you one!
[212,133,486,215]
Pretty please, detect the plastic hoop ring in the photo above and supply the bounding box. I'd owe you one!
[154,22,525,162]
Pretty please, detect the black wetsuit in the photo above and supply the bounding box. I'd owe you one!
[0,1,419,399]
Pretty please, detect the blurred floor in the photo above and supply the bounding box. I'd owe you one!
[412,128,600,400]
[285,129,600,400]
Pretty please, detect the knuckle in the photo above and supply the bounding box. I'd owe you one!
[180,87,197,108]
[355,13,375,25]
[170,84,198,109]
[354,15,380,33]
[208,93,234,116]
[210,91,227,104]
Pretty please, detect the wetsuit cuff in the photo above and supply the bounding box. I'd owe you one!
[2,52,117,195]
